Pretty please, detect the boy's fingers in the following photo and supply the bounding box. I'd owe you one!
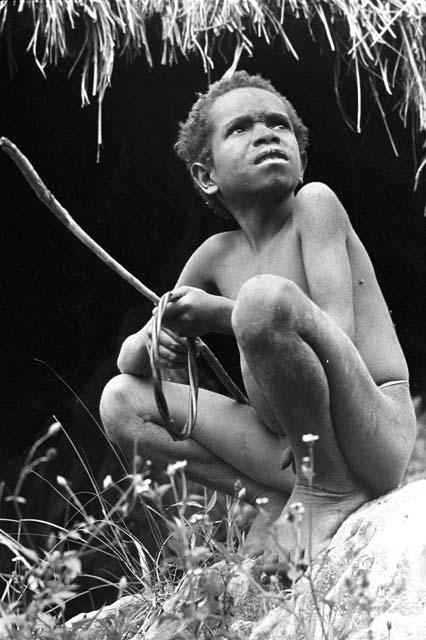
[161,327,188,350]
[168,287,187,303]
[148,325,187,352]
[157,346,187,367]
[147,339,186,367]
[151,300,179,324]
[159,330,187,354]
[148,336,186,356]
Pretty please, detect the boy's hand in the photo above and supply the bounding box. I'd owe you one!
[147,325,188,369]
[154,286,218,337]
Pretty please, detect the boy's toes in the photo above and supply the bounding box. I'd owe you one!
[261,553,290,585]
[262,552,279,576]
[261,550,309,589]
[261,557,292,589]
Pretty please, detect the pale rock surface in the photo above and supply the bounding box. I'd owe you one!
[248,479,426,640]
[66,480,426,640]
[404,400,426,484]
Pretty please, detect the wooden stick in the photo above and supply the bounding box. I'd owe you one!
[1,137,248,404]
[1,137,159,304]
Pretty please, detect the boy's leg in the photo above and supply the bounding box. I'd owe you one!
[100,374,294,553]
[231,275,416,560]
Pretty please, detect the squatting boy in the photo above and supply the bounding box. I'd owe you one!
[100,71,416,565]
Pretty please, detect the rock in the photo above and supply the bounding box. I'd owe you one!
[67,480,426,640]
[66,593,155,639]
[404,400,426,484]
[249,479,426,640]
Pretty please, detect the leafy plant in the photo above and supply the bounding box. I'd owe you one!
[0,421,385,640]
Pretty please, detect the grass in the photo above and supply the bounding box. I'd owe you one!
[1,0,424,179]
[0,418,389,640]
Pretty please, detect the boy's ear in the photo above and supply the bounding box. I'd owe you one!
[299,151,307,183]
[191,162,219,195]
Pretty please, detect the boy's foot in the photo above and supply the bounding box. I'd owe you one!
[261,479,370,579]
[241,490,288,558]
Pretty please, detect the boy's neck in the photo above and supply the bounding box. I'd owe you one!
[230,191,296,251]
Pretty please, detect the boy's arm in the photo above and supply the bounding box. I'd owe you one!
[117,235,233,375]
[296,183,355,340]
[169,235,234,336]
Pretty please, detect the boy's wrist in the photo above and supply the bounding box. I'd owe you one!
[208,295,234,335]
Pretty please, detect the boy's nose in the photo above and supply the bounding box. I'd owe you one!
[252,123,280,146]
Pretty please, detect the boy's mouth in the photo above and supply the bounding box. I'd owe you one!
[254,148,288,165]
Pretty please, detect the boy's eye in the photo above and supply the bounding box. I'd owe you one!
[272,120,290,130]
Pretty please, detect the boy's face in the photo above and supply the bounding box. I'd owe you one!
[193,87,306,209]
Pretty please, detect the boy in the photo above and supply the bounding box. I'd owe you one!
[100,71,416,566]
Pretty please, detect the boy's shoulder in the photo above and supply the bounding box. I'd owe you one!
[294,182,350,237]
[184,230,242,286]
[198,229,243,257]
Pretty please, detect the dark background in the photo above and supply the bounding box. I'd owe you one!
[1,20,425,576]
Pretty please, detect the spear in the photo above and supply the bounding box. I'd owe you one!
[0,137,248,408]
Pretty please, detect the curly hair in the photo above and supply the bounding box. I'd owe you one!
[175,70,309,219]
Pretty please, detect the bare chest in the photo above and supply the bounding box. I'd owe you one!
[215,230,310,300]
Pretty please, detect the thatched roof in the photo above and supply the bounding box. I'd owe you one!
[1,0,425,183]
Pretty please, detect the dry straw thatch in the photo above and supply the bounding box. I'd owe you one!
[1,0,425,182]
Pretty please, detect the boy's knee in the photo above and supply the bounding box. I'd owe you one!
[232,275,302,347]
[99,374,137,443]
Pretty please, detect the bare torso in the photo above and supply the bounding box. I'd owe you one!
[207,213,408,431]
[109,91,416,564]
